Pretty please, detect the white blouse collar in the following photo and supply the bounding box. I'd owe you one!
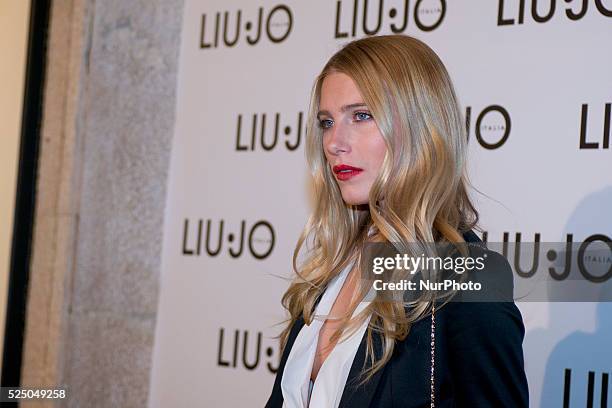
[281,260,372,408]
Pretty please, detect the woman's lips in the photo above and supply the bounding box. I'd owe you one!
[333,164,363,181]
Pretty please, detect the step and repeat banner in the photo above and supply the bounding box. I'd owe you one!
[149,1,612,406]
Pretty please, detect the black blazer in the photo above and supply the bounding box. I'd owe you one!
[265,230,529,407]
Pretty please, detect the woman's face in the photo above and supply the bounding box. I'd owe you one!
[318,72,387,205]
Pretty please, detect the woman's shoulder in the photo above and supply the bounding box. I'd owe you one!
[437,241,525,341]
[432,230,524,338]
[449,233,516,303]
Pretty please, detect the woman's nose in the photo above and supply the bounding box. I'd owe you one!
[324,123,350,156]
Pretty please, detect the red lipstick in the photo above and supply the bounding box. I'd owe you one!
[332,164,363,181]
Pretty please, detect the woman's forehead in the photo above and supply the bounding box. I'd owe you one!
[319,73,366,110]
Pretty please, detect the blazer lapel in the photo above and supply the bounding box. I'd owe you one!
[280,289,326,371]
[338,327,386,408]
[280,316,305,369]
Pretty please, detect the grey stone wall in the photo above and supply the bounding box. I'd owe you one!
[21,0,184,406]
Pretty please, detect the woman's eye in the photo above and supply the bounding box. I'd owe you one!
[318,119,333,129]
[355,111,372,121]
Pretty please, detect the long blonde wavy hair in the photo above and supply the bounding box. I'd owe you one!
[279,34,480,384]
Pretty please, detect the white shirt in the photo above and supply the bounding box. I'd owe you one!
[281,259,373,408]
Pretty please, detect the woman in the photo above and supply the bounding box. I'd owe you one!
[265,34,529,407]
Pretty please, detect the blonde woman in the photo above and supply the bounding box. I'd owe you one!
[265,34,528,408]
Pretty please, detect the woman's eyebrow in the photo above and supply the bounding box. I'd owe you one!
[317,102,368,118]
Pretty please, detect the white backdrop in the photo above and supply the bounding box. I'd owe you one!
[148,1,612,406]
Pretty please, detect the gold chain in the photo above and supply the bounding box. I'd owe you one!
[430,302,436,408]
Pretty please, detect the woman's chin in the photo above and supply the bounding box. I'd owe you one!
[340,192,368,206]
